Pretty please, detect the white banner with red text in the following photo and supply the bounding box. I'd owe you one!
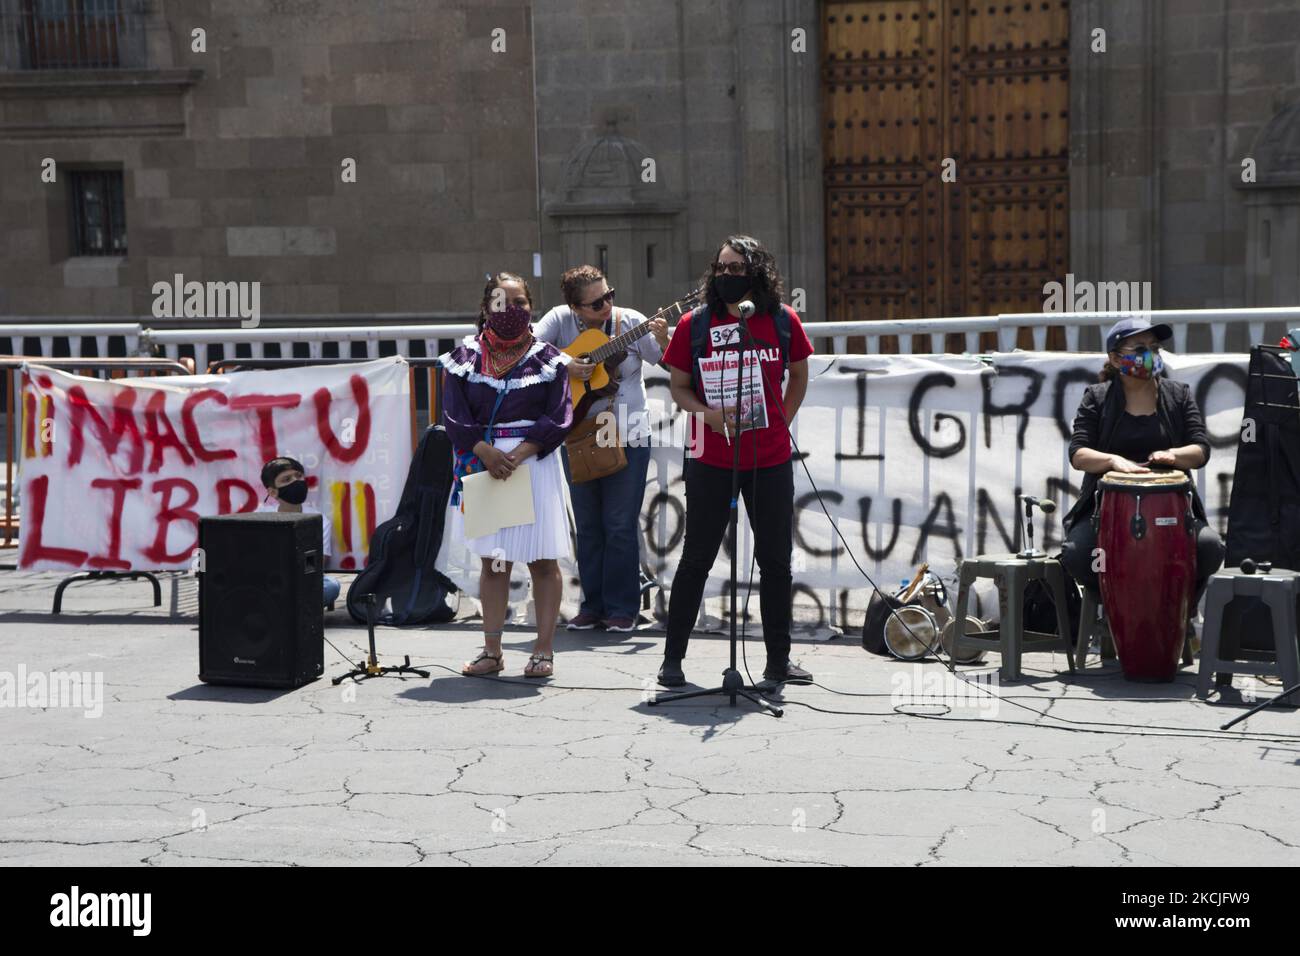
[18,356,411,573]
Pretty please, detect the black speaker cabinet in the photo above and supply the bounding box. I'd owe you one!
[199,512,324,688]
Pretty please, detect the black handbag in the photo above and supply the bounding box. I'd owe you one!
[862,585,923,656]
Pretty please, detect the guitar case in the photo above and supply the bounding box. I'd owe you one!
[346,425,459,626]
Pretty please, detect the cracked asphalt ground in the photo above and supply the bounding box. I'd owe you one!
[2,570,1299,866]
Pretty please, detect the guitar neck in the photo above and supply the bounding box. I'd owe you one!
[587,294,700,364]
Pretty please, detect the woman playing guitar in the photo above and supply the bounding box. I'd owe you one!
[534,266,670,634]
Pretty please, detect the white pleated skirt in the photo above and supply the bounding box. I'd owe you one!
[450,429,573,565]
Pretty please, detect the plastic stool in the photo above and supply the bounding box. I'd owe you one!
[952,554,1077,682]
[1197,569,1300,700]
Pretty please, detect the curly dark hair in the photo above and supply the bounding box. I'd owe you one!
[477,271,533,330]
[698,235,784,317]
[560,264,605,307]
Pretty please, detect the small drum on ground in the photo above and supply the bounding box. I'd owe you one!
[1096,469,1196,681]
[883,605,939,661]
[941,616,989,664]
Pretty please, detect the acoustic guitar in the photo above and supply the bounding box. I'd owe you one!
[562,289,704,409]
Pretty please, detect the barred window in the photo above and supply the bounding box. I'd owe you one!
[69,169,127,256]
[18,0,124,70]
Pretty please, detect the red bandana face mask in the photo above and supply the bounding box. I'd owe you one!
[483,303,532,342]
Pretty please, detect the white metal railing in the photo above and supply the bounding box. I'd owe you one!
[2,307,1298,366]
[0,322,142,359]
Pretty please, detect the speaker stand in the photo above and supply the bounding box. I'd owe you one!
[332,593,430,684]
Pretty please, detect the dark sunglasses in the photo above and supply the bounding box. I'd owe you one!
[579,289,616,310]
[712,261,748,276]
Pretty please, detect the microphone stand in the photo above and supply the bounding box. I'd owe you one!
[1220,682,1300,729]
[332,593,430,684]
[1017,496,1052,559]
[649,307,782,716]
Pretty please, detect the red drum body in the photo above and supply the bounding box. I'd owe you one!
[1096,471,1196,681]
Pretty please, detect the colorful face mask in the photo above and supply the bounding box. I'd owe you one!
[1115,347,1163,379]
[484,303,531,342]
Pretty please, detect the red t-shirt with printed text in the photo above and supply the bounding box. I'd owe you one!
[663,304,813,469]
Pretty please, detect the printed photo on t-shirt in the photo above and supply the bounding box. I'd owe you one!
[696,349,769,432]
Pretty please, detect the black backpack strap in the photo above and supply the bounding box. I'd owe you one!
[688,304,711,400]
[773,304,791,374]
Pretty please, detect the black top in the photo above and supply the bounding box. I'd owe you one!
[1108,411,1168,465]
[1063,376,1211,531]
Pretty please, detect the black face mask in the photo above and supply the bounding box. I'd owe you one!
[277,479,308,505]
[713,273,753,305]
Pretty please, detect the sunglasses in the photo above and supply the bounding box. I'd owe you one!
[579,289,616,310]
[1115,344,1159,355]
[712,261,748,276]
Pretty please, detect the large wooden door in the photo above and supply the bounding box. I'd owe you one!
[822,0,1070,348]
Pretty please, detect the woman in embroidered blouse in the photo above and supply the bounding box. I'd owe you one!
[440,273,574,678]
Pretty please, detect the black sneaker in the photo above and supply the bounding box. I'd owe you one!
[657,657,685,688]
[762,660,813,686]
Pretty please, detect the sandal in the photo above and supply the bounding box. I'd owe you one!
[523,653,554,679]
[462,649,504,676]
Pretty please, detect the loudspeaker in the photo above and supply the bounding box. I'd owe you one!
[1224,345,1300,652]
[1225,345,1300,572]
[199,512,324,688]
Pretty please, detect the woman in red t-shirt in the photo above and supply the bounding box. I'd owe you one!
[657,235,814,690]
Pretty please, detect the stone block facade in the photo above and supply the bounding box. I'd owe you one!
[0,0,1296,329]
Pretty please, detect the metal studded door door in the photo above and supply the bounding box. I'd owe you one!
[822,0,1070,351]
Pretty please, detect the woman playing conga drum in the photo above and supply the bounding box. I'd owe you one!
[1061,317,1225,609]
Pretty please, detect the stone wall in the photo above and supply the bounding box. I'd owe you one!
[2,0,1297,326]
[1070,0,1300,341]
[0,0,538,318]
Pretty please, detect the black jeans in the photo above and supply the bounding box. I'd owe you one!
[665,458,795,665]
[1061,517,1225,601]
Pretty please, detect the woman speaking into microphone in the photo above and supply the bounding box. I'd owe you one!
[1060,317,1225,602]
[657,236,814,689]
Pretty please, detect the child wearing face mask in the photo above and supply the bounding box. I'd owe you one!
[258,456,340,608]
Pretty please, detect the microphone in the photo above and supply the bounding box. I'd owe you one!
[1021,495,1056,514]
[737,301,756,321]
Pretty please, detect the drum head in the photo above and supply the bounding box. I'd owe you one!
[940,616,989,664]
[883,605,938,661]
[1099,469,1189,492]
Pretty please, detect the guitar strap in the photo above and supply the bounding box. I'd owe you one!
[601,308,623,413]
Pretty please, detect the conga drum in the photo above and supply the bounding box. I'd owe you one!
[1096,470,1196,681]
